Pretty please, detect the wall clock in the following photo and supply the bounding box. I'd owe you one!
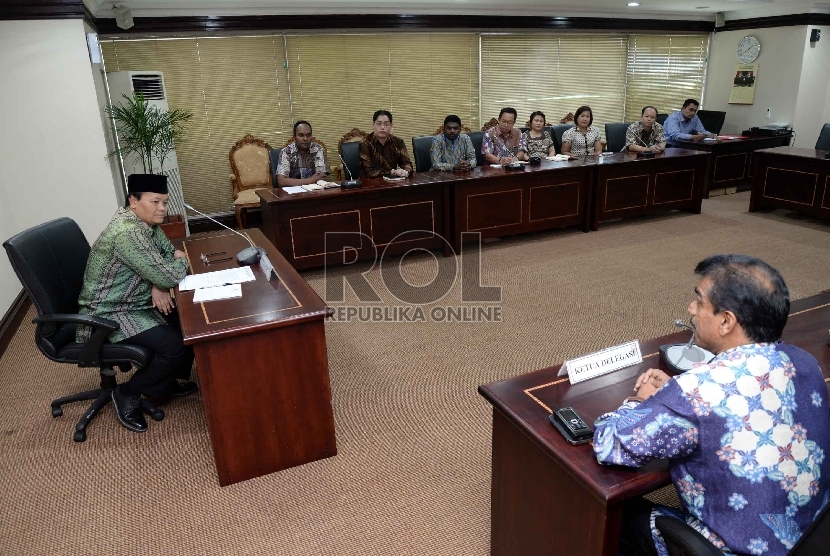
[737,36,761,63]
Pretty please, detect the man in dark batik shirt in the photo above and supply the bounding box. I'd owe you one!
[358,110,414,179]
[276,120,328,186]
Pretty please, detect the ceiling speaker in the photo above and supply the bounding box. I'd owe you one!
[715,12,725,28]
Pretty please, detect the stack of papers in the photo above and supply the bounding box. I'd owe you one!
[180,266,255,303]
[282,186,307,194]
[546,154,571,161]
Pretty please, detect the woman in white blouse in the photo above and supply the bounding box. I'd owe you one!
[561,106,603,156]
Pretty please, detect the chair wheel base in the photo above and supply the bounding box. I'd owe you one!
[51,406,63,417]
[73,430,86,442]
[149,408,165,421]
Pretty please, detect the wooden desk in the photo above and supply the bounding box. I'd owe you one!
[592,149,708,230]
[258,176,449,270]
[177,229,336,486]
[450,160,593,250]
[674,135,792,192]
[749,146,830,219]
[478,292,830,556]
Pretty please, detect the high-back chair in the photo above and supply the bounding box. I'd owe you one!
[605,122,634,152]
[815,123,830,150]
[696,110,726,136]
[337,128,367,180]
[3,218,163,442]
[552,124,575,154]
[229,134,273,229]
[412,136,435,172]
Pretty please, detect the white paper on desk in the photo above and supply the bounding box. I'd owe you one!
[179,266,255,291]
[703,137,717,142]
[193,284,242,303]
[546,155,571,161]
[490,164,502,168]
[282,186,307,194]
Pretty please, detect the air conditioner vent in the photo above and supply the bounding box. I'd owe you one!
[131,74,165,100]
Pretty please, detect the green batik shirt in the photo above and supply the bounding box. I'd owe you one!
[76,207,189,343]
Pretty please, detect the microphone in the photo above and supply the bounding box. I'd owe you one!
[634,133,656,158]
[659,318,715,373]
[338,154,363,189]
[183,203,263,266]
[674,319,696,348]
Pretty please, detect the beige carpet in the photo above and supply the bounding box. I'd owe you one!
[0,192,828,555]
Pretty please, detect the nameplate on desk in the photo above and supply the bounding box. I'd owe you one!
[557,340,643,384]
[259,252,276,281]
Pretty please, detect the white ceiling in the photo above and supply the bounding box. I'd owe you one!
[85,0,828,23]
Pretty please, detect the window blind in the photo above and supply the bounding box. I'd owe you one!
[285,33,479,160]
[624,35,709,122]
[101,36,292,214]
[480,34,628,140]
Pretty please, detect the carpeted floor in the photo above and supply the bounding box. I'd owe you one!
[0,192,828,555]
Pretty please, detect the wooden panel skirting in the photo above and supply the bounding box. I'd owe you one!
[187,212,239,235]
[0,289,31,359]
[95,13,715,35]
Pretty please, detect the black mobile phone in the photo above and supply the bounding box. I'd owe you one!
[550,407,594,445]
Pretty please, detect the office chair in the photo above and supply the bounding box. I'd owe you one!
[340,141,361,180]
[605,122,633,152]
[696,110,726,136]
[268,147,283,183]
[656,114,668,126]
[552,124,574,155]
[412,135,435,172]
[815,123,830,150]
[467,131,485,167]
[655,499,830,556]
[3,218,163,442]
[229,134,272,229]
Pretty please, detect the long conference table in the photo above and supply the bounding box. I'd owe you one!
[478,291,830,556]
[749,146,830,220]
[177,229,336,486]
[258,149,709,269]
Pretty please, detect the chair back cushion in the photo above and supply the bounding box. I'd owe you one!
[656,113,668,126]
[269,147,283,182]
[232,143,271,190]
[3,217,89,318]
[467,131,486,167]
[791,499,830,555]
[605,122,634,153]
[552,124,575,154]
[697,110,726,135]
[815,123,830,150]
[412,135,435,172]
[340,141,361,181]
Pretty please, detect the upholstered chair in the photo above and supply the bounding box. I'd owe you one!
[229,134,272,229]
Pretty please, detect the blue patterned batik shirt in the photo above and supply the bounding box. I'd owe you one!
[594,343,830,556]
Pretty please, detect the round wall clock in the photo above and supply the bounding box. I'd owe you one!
[737,36,761,63]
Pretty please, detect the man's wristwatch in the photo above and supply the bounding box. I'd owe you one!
[624,396,645,404]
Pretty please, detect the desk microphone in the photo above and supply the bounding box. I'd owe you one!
[338,154,363,189]
[659,318,715,373]
[183,203,263,266]
[633,134,656,158]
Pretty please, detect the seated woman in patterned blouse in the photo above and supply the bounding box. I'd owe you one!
[522,111,555,158]
[561,105,603,156]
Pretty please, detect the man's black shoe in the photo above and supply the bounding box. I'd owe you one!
[168,380,198,397]
[111,389,148,433]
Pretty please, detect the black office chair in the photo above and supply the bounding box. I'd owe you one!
[467,131,486,167]
[340,141,361,180]
[696,110,726,135]
[656,114,668,126]
[412,135,435,172]
[655,500,830,556]
[3,218,163,442]
[605,122,633,153]
[552,124,574,154]
[815,123,830,150]
[268,147,283,183]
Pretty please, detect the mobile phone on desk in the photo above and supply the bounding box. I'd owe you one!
[550,406,594,445]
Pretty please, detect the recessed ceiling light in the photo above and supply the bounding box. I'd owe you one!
[628,2,640,6]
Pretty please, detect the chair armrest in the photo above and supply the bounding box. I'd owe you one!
[654,517,723,556]
[33,314,120,368]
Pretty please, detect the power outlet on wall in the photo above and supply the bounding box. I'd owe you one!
[766,108,771,119]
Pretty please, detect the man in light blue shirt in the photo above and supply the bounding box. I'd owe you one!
[664,99,715,147]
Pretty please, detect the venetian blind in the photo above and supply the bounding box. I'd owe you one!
[284,33,479,157]
[101,36,292,214]
[624,35,709,122]
[480,34,628,140]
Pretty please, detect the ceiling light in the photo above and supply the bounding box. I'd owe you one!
[627,2,640,6]
[695,6,710,8]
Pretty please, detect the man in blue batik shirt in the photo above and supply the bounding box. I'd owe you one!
[430,115,477,171]
[594,255,830,556]
[664,99,716,146]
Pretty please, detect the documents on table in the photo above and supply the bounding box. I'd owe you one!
[282,186,307,194]
[179,266,255,291]
[193,284,242,303]
[546,154,571,161]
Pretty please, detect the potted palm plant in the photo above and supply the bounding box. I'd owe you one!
[105,92,193,237]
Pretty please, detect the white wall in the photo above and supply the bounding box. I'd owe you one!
[793,26,830,148]
[705,26,808,135]
[0,19,119,316]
